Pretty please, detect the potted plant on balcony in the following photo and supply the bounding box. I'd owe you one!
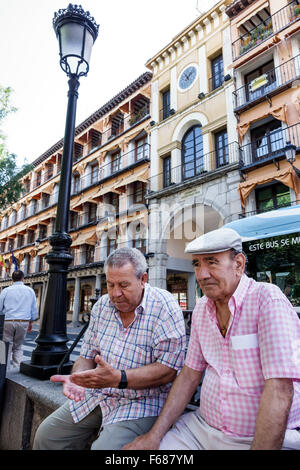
[291,5,300,21]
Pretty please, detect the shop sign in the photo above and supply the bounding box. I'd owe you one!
[247,234,300,252]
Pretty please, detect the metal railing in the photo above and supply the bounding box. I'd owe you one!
[233,1,300,61]
[70,143,150,195]
[149,142,239,192]
[239,122,300,168]
[234,54,300,110]
[208,72,225,92]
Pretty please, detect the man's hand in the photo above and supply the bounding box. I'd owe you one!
[123,432,160,450]
[27,321,33,333]
[50,374,86,402]
[70,355,121,389]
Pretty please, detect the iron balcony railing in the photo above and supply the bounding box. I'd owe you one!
[70,143,150,195]
[233,1,300,61]
[159,104,176,122]
[239,122,300,168]
[208,71,225,92]
[234,54,300,111]
[149,142,239,192]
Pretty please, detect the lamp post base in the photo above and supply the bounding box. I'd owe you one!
[20,360,73,380]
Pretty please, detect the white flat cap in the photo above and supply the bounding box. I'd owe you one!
[185,227,242,254]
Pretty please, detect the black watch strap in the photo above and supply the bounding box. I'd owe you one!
[118,370,128,389]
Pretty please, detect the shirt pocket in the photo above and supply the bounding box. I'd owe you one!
[231,347,265,389]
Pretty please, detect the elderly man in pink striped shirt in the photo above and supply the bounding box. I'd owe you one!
[124,227,300,450]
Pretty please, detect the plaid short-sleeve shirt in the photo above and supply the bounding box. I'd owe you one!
[185,274,300,437]
[69,283,186,424]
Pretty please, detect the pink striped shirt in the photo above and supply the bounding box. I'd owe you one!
[185,274,300,437]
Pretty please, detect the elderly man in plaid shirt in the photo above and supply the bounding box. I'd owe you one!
[33,248,186,450]
[125,227,300,450]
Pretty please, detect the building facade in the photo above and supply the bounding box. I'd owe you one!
[225,0,300,311]
[145,0,242,309]
[0,72,152,324]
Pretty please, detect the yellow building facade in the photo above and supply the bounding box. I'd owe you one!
[0,72,152,324]
[145,0,242,308]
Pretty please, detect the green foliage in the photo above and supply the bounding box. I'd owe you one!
[0,85,32,210]
[0,154,33,209]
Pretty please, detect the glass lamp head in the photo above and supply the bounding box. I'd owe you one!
[53,4,99,77]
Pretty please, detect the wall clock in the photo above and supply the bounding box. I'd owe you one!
[178,65,198,91]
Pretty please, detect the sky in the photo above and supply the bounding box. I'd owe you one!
[0,0,218,166]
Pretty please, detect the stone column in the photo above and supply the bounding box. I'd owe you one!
[72,277,81,326]
[147,253,168,290]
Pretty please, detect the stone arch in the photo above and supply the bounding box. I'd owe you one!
[155,201,224,256]
[172,111,209,143]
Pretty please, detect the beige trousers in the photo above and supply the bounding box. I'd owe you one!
[3,321,29,369]
[159,410,300,450]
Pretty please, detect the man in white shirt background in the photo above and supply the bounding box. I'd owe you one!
[0,270,38,370]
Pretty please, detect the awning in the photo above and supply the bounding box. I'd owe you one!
[114,167,148,189]
[92,182,123,200]
[71,230,97,248]
[37,245,50,256]
[70,195,83,211]
[238,165,299,209]
[225,204,300,241]
[237,104,287,143]
[71,190,99,210]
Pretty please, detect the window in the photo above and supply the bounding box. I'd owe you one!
[39,225,47,240]
[89,129,102,150]
[88,203,97,223]
[90,164,98,184]
[27,230,35,244]
[35,172,42,187]
[162,88,171,120]
[211,54,224,90]
[256,182,291,213]
[46,164,53,180]
[42,193,50,209]
[251,120,284,161]
[85,245,95,264]
[163,155,172,188]
[182,126,204,180]
[133,181,146,204]
[73,173,81,194]
[215,130,228,167]
[107,237,117,256]
[135,138,147,161]
[108,192,119,215]
[132,223,146,254]
[69,211,79,230]
[17,235,24,248]
[111,151,121,173]
[244,60,276,103]
[74,143,84,162]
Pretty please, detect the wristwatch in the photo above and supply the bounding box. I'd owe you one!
[118,370,128,389]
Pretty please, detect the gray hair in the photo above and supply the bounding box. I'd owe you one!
[104,247,148,279]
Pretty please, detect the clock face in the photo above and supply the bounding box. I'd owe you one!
[179,65,198,91]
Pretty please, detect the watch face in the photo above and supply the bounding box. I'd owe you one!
[179,65,198,90]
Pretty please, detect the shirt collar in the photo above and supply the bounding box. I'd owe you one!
[205,274,250,318]
[13,282,24,285]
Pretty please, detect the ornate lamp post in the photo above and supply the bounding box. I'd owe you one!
[21,4,99,379]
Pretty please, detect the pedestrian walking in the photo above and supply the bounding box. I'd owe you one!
[0,270,38,370]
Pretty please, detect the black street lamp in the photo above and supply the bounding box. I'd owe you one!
[21,4,99,379]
